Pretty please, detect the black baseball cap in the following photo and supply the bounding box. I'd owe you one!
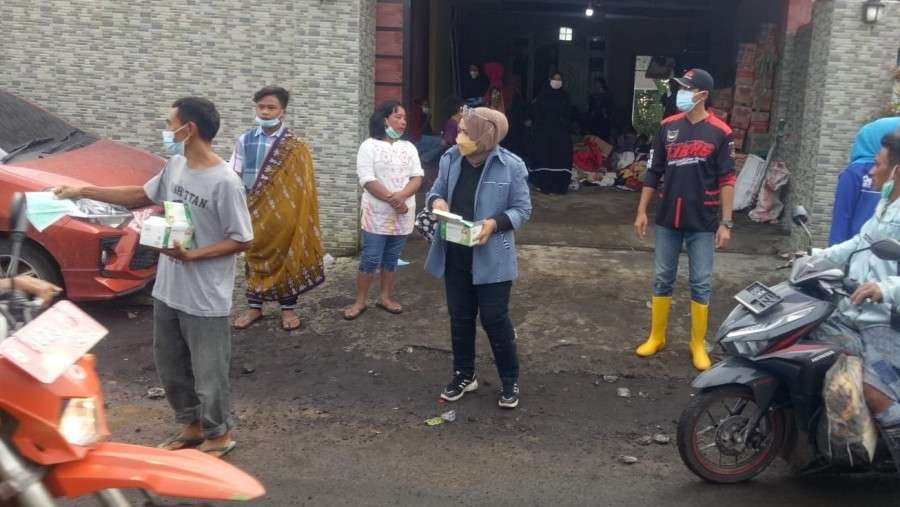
[674,68,714,92]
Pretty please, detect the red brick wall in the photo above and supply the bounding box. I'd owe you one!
[375,1,404,105]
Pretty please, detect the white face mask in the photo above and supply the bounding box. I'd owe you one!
[422,106,430,115]
[470,71,479,79]
[550,80,563,90]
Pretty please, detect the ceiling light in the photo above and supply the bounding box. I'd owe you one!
[585,2,594,17]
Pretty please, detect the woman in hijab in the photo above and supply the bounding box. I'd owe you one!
[829,116,900,245]
[529,72,574,194]
[424,107,533,410]
[462,64,490,107]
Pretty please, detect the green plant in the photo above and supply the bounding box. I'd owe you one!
[632,80,667,137]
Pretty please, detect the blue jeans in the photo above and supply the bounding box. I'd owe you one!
[415,135,444,163]
[359,231,407,273]
[653,226,714,304]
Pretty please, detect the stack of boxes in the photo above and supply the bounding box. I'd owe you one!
[710,23,779,166]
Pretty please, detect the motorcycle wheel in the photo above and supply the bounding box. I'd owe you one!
[677,385,785,484]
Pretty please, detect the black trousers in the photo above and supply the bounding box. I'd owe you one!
[444,265,519,384]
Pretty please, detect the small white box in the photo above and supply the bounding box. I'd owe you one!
[168,220,194,248]
[139,216,194,249]
[433,209,484,247]
[139,216,169,249]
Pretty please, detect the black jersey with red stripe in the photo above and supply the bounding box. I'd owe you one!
[643,112,736,232]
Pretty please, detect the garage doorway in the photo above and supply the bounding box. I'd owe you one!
[407,0,792,252]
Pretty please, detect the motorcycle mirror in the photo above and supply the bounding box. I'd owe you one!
[791,205,809,226]
[871,239,900,261]
[9,193,28,235]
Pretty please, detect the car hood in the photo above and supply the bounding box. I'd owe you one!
[0,139,164,189]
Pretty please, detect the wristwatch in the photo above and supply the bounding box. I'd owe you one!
[721,220,735,230]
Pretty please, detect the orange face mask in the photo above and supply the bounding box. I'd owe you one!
[456,132,478,156]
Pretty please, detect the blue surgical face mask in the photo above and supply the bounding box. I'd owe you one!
[676,89,699,112]
[255,116,282,129]
[162,124,189,156]
[386,126,403,140]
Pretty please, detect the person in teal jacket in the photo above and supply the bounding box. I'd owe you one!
[817,131,900,469]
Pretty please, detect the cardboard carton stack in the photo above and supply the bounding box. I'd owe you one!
[714,23,779,158]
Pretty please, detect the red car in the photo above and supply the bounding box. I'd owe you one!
[0,91,162,300]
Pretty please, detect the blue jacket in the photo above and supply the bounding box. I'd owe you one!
[828,162,880,246]
[830,117,900,246]
[425,146,532,285]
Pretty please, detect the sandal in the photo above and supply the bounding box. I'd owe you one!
[342,306,368,321]
[376,302,403,315]
[200,440,237,459]
[282,313,302,331]
[233,310,263,330]
[158,434,204,451]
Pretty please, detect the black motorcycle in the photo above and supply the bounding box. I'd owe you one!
[676,206,900,483]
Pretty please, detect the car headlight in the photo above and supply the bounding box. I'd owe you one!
[72,198,132,228]
[59,397,100,446]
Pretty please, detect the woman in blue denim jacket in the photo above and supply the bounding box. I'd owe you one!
[425,107,532,409]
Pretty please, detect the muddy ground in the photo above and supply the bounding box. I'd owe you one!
[69,189,900,506]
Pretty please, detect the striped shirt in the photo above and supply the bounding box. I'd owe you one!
[230,124,286,191]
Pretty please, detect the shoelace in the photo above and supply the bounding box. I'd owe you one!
[502,384,519,399]
[448,372,470,391]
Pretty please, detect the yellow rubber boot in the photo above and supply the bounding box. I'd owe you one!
[690,301,712,371]
[635,296,672,357]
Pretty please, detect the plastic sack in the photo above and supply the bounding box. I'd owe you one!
[749,162,790,223]
[823,355,878,466]
[733,154,767,210]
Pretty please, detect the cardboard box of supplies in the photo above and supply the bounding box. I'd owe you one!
[139,201,194,249]
[711,88,734,110]
[709,107,730,123]
[730,106,753,130]
[433,209,483,247]
[749,111,771,134]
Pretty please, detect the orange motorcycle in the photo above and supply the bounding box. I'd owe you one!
[0,194,265,505]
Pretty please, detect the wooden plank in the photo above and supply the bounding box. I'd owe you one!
[376,30,403,57]
[375,84,403,105]
[376,3,404,29]
[375,58,403,84]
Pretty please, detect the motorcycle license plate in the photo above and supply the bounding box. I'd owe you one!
[0,300,107,383]
[734,281,783,316]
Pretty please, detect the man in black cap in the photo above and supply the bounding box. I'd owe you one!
[632,68,736,371]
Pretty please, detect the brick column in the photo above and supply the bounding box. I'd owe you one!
[375,0,405,105]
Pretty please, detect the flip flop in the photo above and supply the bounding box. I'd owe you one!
[200,440,237,459]
[342,306,368,321]
[282,315,302,331]
[233,311,264,330]
[376,302,403,315]
[158,434,204,451]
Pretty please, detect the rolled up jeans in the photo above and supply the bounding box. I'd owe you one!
[359,230,407,273]
[153,300,233,439]
[444,264,519,384]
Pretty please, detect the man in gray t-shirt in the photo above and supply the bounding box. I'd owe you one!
[144,155,252,317]
[55,97,252,458]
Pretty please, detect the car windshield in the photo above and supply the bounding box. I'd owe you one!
[0,91,99,164]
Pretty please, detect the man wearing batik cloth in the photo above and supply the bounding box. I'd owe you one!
[231,86,324,331]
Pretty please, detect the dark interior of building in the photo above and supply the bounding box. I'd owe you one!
[408,0,785,152]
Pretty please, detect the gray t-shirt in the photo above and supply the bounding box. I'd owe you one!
[143,155,253,317]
